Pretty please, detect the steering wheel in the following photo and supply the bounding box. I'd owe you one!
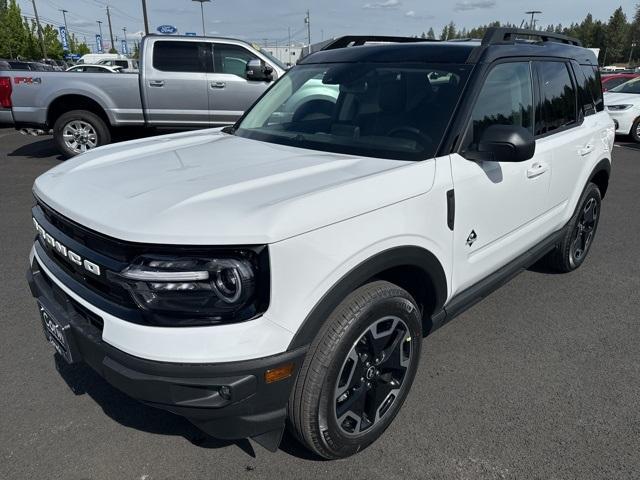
[387,126,433,148]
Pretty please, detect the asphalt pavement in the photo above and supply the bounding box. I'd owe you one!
[1,128,639,479]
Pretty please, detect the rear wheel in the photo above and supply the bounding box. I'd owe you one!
[287,281,422,459]
[53,110,111,158]
[542,182,602,272]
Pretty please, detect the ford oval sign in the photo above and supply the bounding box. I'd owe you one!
[157,25,178,34]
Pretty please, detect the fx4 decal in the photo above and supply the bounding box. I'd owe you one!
[14,77,42,85]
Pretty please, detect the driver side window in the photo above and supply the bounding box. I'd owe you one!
[468,62,534,146]
[214,44,259,79]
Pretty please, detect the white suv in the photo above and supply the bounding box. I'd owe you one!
[27,29,614,459]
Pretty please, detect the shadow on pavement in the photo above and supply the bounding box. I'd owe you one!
[53,354,260,458]
[8,136,65,160]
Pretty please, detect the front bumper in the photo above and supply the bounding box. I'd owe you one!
[27,254,306,449]
[606,109,636,135]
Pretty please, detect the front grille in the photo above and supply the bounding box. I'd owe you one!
[38,263,104,332]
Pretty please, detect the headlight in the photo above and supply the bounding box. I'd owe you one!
[107,251,269,325]
[607,104,633,111]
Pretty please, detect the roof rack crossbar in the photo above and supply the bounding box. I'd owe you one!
[321,35,434,51]
[481,27,582,47]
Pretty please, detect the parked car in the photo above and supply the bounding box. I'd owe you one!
[96,58,139,72]
[26,29,614,458]
[601,73,640,92]
[604,76,640,141]
[66,64,123,73]
[1,35,286,156]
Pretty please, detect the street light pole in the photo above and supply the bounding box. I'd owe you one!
[123,27,128,55]
[192,0,211,37]
[106,5,115,53]
[525,10,542,30]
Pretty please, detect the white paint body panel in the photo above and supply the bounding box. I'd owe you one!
[604,91,640,135]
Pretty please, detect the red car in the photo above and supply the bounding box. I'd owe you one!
[601,73,640,92]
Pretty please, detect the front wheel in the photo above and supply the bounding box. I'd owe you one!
[287,281,422,459]
[631,117,640,143]
[53,110,111,158]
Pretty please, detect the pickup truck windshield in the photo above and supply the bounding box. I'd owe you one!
[236,62,471,160]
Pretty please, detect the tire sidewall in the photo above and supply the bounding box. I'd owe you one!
[632,118,640,143]
[53,110,110,158]
[316,293,422,457]
[567,184,602,269]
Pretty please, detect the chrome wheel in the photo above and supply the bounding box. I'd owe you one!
[571,197,598,263]
[334,316,413,436]
[62,120,98,154]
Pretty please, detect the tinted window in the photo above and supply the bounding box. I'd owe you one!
[236,63,472,161]
[153,41,211,72]
[582,67,603,112]
[469,62,533,145]
[572,63,596,116]
[85,66,109,73]
[610,77,640,94]
[214,44,258,78]
[536,62,577,136]
[113,60,128,68]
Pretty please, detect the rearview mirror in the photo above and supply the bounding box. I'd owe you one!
[464,125,535,163]
[246,59,273,82]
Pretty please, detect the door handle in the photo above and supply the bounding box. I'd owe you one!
[149,80,164,87]
[210,81,226,89]
[578,144,594,156]
[526,162,549,179]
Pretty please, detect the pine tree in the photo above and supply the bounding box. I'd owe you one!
[426,27,435,39]
[606,7,629,63]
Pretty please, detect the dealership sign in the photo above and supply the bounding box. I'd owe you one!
[157,25,178,34]
[96,34,103,53]
[59,26,69,51]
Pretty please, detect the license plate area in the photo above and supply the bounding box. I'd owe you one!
[39,303,79,364]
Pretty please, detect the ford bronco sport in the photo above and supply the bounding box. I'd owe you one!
[27,29,614,459]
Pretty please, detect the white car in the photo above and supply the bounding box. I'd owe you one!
[27,30,614,459]
[65,64,123,73]
[604,77,640,141]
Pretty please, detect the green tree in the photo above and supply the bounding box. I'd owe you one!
[42,24,64,59]
[76,42,90,55]
[0,0,27,58]
[605,7,629,62]
[426,27,435,39]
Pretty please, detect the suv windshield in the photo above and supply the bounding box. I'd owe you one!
[235,62,471,160]
[610,77,640,94]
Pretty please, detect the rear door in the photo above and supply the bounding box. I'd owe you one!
[208,42,274,125]
[143,39,211,126]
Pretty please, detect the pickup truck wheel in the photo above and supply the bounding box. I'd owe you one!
[543,182,602,272]
[287,280,422,459]
[53,110,111,158]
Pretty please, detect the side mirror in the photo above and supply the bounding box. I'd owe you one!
[464,124,535,163]
[246,59,273,82]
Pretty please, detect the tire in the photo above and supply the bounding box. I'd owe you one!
[53,110,111,158]
[631,117,640,143]
[542,182,602,273]
[287,280,422,459]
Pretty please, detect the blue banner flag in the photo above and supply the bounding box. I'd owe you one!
[96,34,103,53]
[59,26,69,51]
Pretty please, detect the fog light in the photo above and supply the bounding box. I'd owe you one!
[219,385,232,400]
[264,363,295,384]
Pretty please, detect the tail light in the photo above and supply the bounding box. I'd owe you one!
[0,77,12,108]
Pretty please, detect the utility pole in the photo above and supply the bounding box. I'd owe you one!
[305,10,311,54]
[122,27,128,55]
[60,9,70,51]
[106,6,115,53]
[192,0,211,37]
[141,0,149,35]
[525,10,542,30]
[32,0,47,59]
[288,26,291,66]
[629,41,637,67]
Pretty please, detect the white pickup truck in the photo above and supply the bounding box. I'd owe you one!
[0,35,286,157]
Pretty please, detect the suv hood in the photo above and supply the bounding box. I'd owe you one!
[34,129,434,245]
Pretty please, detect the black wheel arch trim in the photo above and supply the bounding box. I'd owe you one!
[287,246,448,350]
[588,158,611,198]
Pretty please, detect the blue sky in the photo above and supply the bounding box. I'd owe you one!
[16,0,638,47]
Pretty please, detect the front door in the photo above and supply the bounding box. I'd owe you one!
[450,61,552,295]
[208,42,274,125]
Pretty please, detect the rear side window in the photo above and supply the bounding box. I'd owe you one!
[469,62,533,144]
[535,61,577,136]
[572,63,596,117]
[153,41,211,73]
[581,65,604,111]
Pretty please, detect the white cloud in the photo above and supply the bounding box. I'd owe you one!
[454,0,496,12]
[404,10,434,20]
[363,0,402,10]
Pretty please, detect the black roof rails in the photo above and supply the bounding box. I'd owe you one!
[321,35,434,51]
[482,27,582,47]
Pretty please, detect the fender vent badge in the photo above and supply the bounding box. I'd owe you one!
[466,230,477,247]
